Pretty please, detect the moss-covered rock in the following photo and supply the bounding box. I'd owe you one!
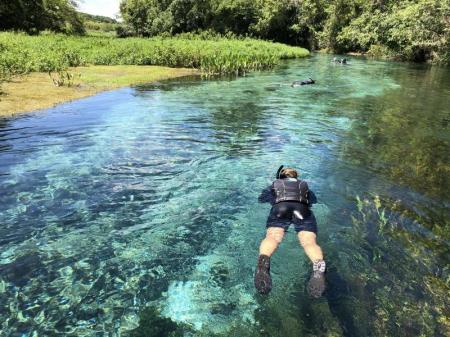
[128,307,183,337]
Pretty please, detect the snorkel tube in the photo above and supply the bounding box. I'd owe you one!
[276,165,284,179]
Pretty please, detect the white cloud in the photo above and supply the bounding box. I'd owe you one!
[77,0,121,19]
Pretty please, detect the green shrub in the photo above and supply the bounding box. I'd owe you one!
[327,0,450,63]
[116,25,135,38]
[367,44,393,59]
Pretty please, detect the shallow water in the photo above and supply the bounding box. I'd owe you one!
[0,55,449,337]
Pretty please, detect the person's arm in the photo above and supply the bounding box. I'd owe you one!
[258,184,274,204]
[308,189,317,205]
[300,179,317,205]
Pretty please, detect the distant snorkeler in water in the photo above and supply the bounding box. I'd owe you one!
[332,57,347,64]
[291,78,315,87]
[254,166,326,298]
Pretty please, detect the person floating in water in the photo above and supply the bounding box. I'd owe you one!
[291,78,315,87]
[254,167,326,298]
[332,57,347,64]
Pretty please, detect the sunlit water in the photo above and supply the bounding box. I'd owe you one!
[0,55,449,337]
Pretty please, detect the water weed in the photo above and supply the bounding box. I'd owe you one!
[337,194,449,336]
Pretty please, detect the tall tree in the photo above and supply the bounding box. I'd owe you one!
[0,0,85,34]
[169,0,212,34]
[210,0,258,35]
[118,0,450,64]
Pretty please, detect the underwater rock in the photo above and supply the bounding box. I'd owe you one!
[209,262,230,287]
[0,253,43,287]
[161,254,257,334]
[129,306,183,337]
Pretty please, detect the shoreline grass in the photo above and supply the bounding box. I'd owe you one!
[0,65,198,117]
[0,32,308,116]
[0,32,309,78]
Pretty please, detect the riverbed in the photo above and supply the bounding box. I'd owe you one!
[0,54,449,336]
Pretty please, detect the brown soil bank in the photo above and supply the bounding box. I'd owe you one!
[0,65,199,117]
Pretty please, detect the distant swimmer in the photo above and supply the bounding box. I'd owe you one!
[291,78,315,87]
[332,57,348,64]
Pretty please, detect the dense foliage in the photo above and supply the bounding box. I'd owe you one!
[0,0,84,35]
[120,0,450,64]
[79,13,118,24]
[335,0,450,63]
[79,12,119,33]
[0,1,448,64]
[0,32,308,82]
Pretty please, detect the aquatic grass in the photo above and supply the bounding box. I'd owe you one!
[129,307,183,337]
[337,194,450,336]
[0,32,308,81]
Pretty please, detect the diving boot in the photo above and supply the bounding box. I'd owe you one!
[254,254,272,295]
[307,260,326,298]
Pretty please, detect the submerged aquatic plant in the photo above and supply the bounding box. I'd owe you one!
[129,306,183,337]
[336,194,449,337]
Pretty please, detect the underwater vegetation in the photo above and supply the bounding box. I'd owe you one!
[126,194,450,337]
[129,307,183,337]
[329,195,449,337]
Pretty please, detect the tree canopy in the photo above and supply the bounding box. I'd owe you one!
[119,0,450,64]
[0,0,84,35]
[0,0,448,64]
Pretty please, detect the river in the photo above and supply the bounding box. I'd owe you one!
[0,54,449,336]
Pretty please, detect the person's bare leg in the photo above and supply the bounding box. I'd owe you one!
[255,227,285,294]
[298,231,326,298]
[259,227,285,256]
[297,231,323,262]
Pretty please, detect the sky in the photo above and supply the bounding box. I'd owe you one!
[77,0,121,19]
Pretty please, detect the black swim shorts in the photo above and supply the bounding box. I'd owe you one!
[266,201,317,233]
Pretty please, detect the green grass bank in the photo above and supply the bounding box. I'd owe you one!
[0,32,309,80]
[0,65,198,117]
[0,33,308,115]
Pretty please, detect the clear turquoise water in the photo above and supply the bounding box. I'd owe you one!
[0,55,449,336]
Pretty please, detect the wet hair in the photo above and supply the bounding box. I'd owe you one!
[280,168,298,178]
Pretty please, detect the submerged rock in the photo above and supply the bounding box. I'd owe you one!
[129,306,183,337]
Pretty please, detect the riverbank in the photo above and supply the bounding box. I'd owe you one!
[0,32,308,116]
[0,32,309,78]
[0,65,198,117]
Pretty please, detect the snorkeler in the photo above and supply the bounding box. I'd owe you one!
[332,57,347,64]
[254,167,326,298]
[291,78,315,87]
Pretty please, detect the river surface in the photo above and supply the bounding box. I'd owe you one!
[0,55,449,337]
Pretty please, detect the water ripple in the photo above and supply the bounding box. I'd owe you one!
[0,56,449,336]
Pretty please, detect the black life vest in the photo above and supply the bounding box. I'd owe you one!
[273,178,309,204]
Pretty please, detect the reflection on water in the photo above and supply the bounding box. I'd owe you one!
[0,55,448,337]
